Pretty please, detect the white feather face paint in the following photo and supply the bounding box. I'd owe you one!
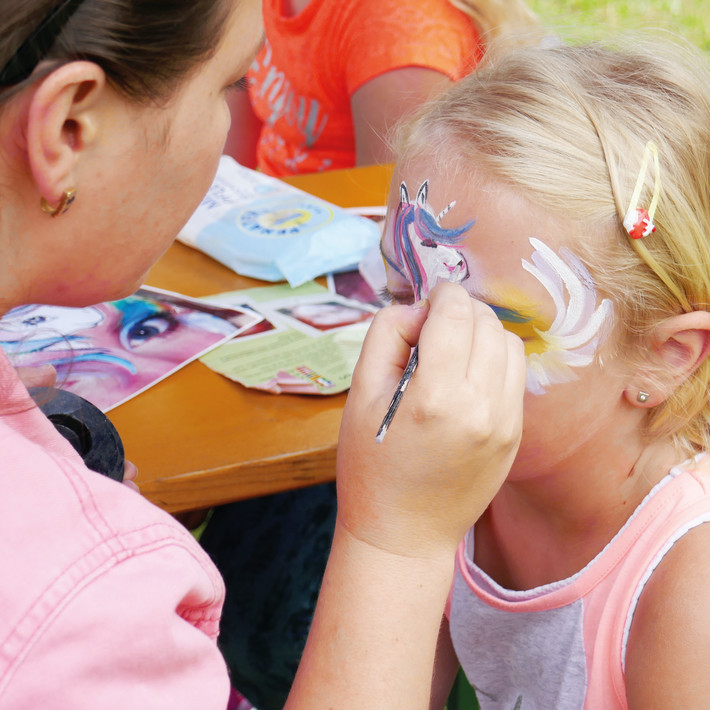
[521,237,614,394]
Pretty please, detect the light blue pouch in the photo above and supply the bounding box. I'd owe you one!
[178,157,380,287]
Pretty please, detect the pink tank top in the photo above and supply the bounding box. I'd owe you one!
[450,464,710,709]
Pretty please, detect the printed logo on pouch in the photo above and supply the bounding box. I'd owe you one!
[238,197,333,237]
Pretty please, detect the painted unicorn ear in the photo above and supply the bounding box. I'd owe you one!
[400,182,410,205]
[416,180,429,208]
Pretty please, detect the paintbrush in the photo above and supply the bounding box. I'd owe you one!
[375,262,463,443]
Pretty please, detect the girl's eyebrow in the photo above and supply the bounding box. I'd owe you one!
[379,239,408,280]
[379,238,394,264]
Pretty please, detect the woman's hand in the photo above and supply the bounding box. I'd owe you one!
[336,281,526,558]
[287,283,526,710]
[16,364,57,389]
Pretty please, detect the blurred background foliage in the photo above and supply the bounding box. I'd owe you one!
[529,0,709,52]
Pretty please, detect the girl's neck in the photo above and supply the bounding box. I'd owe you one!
[474,438,680,591]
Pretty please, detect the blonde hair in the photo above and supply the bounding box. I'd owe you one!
[447,0,543,43]
[397,37,710,454]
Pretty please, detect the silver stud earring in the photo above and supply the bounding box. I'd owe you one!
[637,391,650,403]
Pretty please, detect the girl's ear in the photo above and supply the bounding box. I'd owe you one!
[625,311,710,408]
[25,61,106,206]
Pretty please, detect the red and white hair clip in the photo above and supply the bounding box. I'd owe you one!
[623,141,661,240]
[623,207,656,240]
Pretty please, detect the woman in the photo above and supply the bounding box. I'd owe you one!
[0,1,513,708]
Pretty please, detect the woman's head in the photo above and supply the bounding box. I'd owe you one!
[0,0,263,310]
[1,0,231,105]
[394,38,710,453]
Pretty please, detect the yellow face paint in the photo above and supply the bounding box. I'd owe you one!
[501,319,551,356]
[480,286,553,356]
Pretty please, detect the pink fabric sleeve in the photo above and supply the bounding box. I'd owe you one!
[1,537,230,709]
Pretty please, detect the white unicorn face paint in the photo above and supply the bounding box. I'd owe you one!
[521,237,614,394]
[381,175,614,396]
[384,180,476,300]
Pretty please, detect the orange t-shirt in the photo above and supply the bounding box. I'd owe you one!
[248,0,482,176]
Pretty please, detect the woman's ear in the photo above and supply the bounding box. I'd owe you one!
[25,61,106,205]
[625,311,710,408]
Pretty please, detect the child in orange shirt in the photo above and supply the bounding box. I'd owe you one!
[225,0,540,176]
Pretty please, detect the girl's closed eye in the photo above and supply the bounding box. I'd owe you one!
[379,286,415,306]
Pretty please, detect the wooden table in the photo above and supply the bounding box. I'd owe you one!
[107,163,394,514]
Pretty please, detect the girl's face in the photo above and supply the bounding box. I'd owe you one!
[381,162,636,480]
[48,0,264,306]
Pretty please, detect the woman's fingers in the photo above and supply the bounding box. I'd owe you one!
[337,280,527,557]
[410,283,525,428]
[16,364,57,389]
[350,300,429,404]
[122,460,140,492]
[415,282,476,386]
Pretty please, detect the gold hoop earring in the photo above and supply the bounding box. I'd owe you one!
[40,188,76,218]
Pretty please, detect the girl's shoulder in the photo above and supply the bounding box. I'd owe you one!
[624,490,710,708]
[687,451,710,476]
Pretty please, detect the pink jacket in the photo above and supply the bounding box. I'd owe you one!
[0,350,229,709]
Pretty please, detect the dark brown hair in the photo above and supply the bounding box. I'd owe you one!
[1,0,232,104]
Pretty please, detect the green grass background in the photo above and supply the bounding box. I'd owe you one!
[529,0,709,52]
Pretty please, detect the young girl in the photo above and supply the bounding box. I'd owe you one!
[378,36,710,708]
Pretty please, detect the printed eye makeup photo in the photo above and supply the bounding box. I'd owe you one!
[0,288,258,411]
